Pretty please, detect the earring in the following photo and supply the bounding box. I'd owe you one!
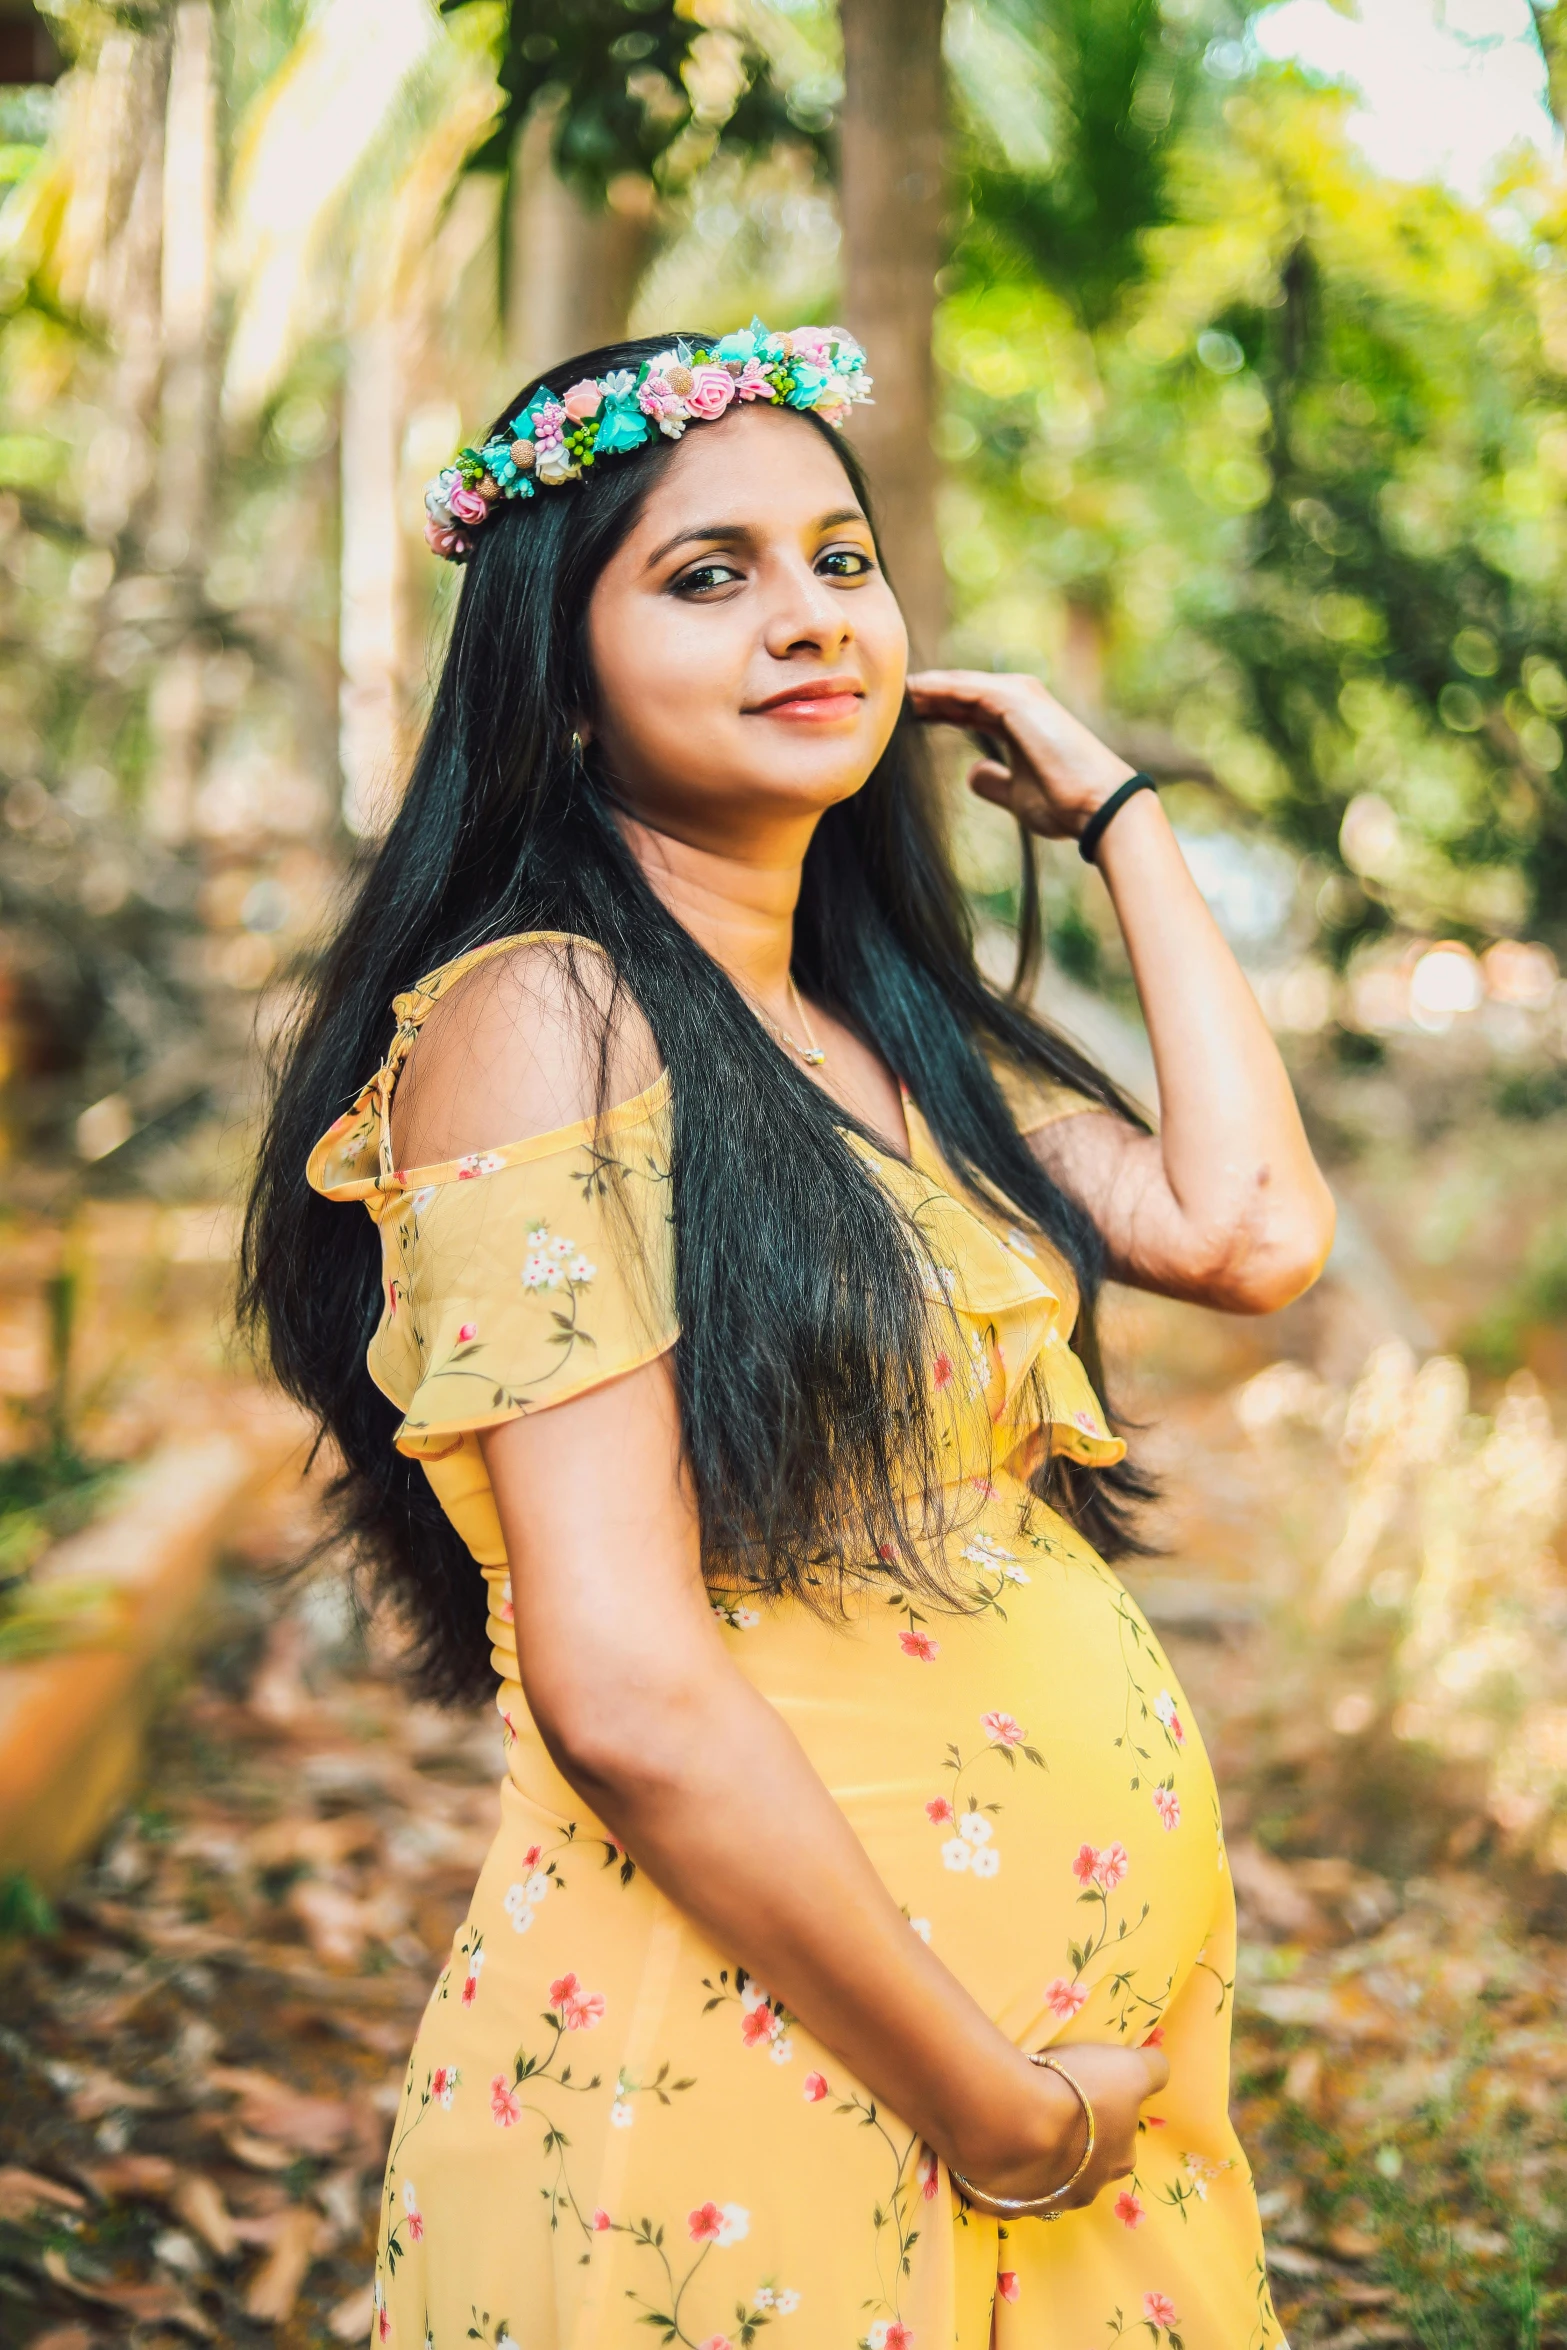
[570,729,584,757]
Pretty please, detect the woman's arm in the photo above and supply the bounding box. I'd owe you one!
[907,670,1336,1314]
[481,1362,1165,2208]
[398,939,1164,2205]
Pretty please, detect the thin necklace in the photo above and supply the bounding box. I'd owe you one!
[764,974,828,1069]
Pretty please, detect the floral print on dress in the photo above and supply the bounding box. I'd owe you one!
[318,939,1286,2350]
[703,1966,796,2065]
[924,1705,1046,1878]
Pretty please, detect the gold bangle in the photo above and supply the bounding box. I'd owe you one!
[948,2052,1096,2222]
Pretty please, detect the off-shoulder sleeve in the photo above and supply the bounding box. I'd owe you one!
[986,1045,1116,1137]
[362,1078,678,1462]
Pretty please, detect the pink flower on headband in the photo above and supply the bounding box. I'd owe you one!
[563,379,603,420]
[425,518,468,557]
[787,325,836,364]
[448,484,488,524]
[732,358,776,402]
[638,374,686,431]
[532,401,567,450]
[684,364,736,420]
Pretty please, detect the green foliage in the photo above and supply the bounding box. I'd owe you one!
[441,0,829,200]
[0,1870,57,1938]
[1273,2103,1567,2350]
[941,43,1567,955]
[1197,102,1567,954]
[958,0,1248,326]
[0,1239,119,1656]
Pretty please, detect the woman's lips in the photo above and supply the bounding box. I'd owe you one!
[748,685,864,721]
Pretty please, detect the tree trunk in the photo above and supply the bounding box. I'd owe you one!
[839,0,946,662]
[146,0,217,846]
[505,103,657,388]
[338,318,406,839]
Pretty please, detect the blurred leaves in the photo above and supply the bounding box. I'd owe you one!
[441,0,833,202]
[940,36,1567,959]
[954,0,1248,327]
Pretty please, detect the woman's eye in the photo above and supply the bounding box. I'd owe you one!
[818,548,875,578]
[673,561,743,595]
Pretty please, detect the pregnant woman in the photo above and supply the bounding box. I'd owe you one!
[243,324,1333,2349]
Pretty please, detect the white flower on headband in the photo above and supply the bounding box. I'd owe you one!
[421,319,871,562]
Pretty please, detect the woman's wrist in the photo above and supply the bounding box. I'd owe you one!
[1077,773,1158,865]
[941,2038,1082,2192]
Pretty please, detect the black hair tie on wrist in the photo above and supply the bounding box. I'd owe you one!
[1077,772,1157,865]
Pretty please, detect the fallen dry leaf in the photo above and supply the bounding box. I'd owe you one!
[77,2154,178,2200]
[246,1812,381,1871]
[207,2063,358,2156]
[243,2204,328,2323]
[1267,2242,1325,2278]
[326,2011,417,2056]
[313,2164,363,2239]
[248,1618,313,1725]
[1327,2222,1381,2260]
[287,1877,410,1966]
[221,2126,296,2172]
[42,2247,212,2336]
[171,2171,239,2259]
[328,2280,377,2342]
[1283,2046,1324,2108]
[0,2166,87,2221]
[24,2329,97,2350]
[81,1901,237,1963]
[62,2068,163,2122]
[1229,1838,1328,1942]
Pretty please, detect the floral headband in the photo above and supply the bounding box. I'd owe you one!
[422,319,872,562]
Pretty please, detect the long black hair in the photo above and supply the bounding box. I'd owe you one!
[239,333,1151,1703]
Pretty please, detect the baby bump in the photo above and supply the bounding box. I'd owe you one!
[719,1489,1226,2048]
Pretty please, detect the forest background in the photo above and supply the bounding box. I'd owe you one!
[7,1,1567,2345]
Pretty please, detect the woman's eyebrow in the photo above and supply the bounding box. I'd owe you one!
[644,506,871,571]
[645,521,751,569]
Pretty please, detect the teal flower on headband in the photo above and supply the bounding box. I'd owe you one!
[421,319,872,562]
[783,360,831,407]
[594,393,652,457]
[714,326,761,366]
[479,437,530,492]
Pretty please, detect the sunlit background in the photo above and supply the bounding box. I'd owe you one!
[6,3,1567,2343]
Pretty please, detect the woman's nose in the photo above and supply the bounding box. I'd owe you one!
[763,559,851,659]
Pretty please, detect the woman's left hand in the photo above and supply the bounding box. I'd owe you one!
[905,669,1135,842]
[910,669,1337,1319]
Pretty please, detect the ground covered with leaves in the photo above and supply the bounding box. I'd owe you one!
[6,1168,1567,2347]
[0,1475,502,2350]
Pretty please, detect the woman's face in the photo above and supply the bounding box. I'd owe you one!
[584,404,908,854]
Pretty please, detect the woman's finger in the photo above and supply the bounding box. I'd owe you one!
[969,764,1074,839]
[966,758,1014,798]
[906,671,1023,727]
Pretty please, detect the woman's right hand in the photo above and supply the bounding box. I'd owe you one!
[956,2040,1170,2213]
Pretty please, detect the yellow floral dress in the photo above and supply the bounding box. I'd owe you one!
[307,935,1285,2350]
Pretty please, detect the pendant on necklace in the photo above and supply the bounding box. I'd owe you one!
[779,1029,827,1068]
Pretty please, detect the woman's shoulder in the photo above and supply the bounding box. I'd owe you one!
[304,930,667,1204]
[390,931,664,1173]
